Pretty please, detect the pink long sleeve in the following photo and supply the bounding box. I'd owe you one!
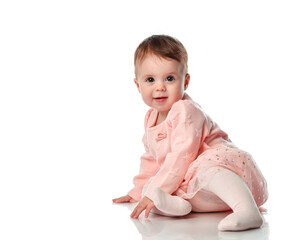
[127,112,160,201]
[143,101,209,199]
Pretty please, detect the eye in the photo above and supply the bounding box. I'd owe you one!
[146,77,154,83]
[166,76,175,81]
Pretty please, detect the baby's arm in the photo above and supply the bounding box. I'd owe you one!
[143,101,206,199]
[112,150,157,203]
[113,131,159,203]
[127,149,159,201]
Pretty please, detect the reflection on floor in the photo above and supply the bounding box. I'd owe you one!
[117,202,269,240]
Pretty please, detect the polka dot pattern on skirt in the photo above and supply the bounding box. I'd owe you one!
[176,146,268,207]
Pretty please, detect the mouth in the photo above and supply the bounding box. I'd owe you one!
[154,97,168,103]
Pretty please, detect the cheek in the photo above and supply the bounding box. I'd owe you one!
[170,83,184,97]
[140,87,152,100]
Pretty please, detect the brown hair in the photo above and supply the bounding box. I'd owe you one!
[134,35,188,75]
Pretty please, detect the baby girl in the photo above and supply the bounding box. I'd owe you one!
[113,35,268,231]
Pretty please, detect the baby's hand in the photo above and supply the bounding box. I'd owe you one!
[112,195,136,203]
[130,196,155,219]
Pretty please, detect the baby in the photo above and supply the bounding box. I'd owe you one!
[113,35,268,231]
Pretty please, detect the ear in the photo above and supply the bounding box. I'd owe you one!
[134,78,141,93]
[184,74,190,90]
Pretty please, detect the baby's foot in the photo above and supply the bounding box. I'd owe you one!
[218,209,264,231]
[152,188,192,217]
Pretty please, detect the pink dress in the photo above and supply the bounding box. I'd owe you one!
[128,93,268,207]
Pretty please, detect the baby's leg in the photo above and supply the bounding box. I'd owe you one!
[151,188,192,217]
[204,168,264,231]
[188,189,231,213]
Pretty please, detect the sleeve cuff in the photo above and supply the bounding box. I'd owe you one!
[127,188,142,201]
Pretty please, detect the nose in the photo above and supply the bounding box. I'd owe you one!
[155,82,166,92]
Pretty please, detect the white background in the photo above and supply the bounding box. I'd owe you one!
[0,0,298,239]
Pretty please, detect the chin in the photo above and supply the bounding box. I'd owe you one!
[156,106,172,113]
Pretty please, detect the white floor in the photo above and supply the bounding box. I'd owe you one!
[109,199,299,240]
[1,190,297,240]
[111,202,270,240]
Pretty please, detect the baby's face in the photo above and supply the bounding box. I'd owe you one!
[134,54,189,116]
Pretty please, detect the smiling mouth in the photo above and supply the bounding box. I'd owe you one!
[155,97,167,99]
[154,97,168,102]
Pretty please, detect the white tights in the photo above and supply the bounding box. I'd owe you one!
[150,168,264,231]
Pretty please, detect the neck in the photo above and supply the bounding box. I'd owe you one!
[156,111,169,125]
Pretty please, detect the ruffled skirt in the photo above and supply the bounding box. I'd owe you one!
[175,146,268,207]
